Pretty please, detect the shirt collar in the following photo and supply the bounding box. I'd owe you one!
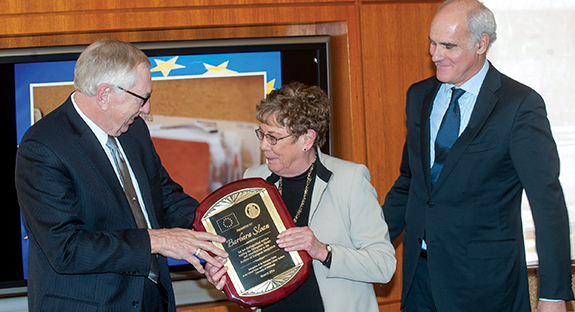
[441,60,490,96]
[71,92,110,148]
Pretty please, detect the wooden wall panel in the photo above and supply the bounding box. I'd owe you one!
[359,2,440,309]
[1,0,353,15]
[0,4,356,37]
[360,2,440,194]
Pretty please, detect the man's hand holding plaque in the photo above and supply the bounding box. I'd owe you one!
[193,178,311,308]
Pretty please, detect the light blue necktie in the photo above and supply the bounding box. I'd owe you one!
[430,88,465,190]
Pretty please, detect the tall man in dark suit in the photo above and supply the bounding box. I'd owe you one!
[15,39,228,311]
[382,0,573,311]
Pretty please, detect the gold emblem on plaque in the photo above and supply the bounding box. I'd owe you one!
[245,203,261,219]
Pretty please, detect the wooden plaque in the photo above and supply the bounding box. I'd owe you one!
[192,178,311,307]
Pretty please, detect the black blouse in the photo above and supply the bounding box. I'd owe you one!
[262,159,324,312]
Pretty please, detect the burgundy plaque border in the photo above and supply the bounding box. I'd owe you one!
[192,177,311,307]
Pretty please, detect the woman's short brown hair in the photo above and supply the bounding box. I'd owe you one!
[256,82,330,149]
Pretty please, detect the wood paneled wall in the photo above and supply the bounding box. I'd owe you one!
[1,0,441,310]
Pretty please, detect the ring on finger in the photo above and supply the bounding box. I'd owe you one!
[195,248,202,256]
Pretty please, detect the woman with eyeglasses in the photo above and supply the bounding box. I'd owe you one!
[206,81,396,312]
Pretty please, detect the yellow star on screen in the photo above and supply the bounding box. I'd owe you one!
[202,61,237,75]
[266,79,276,94]
[150,56,186,77]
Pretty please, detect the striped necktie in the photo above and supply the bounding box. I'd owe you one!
[106,135,160,284]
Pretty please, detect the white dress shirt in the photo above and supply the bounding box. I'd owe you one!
[71,92,152,228]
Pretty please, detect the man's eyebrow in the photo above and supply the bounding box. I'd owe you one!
[429,37,458,48]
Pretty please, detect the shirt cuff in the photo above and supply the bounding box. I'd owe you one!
[539,298,563,302]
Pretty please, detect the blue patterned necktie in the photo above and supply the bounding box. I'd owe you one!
[430,88,465,190]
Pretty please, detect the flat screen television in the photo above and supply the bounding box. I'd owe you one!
[0,35,331,296]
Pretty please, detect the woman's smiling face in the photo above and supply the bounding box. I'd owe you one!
[258,122,308,178]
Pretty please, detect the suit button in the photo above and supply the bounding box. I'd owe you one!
[427,201,434,207]
[132,300,140,307]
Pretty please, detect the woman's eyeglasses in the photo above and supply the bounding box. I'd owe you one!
[255,128,292,145]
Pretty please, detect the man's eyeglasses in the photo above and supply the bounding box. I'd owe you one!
[255,128,292,145]
[116,86,151,107]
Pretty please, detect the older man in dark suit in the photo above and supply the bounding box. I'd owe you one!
[16,39,228,311]
[382,0,573,311]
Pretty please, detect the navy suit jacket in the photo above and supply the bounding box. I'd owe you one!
[16,95,198,311]
[382,64,573,311]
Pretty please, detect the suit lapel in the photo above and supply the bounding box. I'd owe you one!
[65,99,139,228]
[309,178,328,223]
[432,65,502,192]
[308,151,331,223]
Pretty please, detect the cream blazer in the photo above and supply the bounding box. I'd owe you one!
[244,150,396,312]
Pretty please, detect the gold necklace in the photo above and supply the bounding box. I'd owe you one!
[278,155,316,224]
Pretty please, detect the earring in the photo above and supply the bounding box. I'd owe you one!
[303,148,307,152]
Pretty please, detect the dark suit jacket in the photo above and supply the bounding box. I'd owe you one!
[382,64,573,311]
[16,95,198,311]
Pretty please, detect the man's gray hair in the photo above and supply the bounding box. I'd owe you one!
[440,0,497,51]
[74,39,150,96]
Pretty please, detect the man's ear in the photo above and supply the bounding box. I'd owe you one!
[96,84,113,111]
[477,33,490,55]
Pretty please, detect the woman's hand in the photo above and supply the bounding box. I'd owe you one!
[205,259,258,310]
[205,257,228,290]
[276,226,329,261]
